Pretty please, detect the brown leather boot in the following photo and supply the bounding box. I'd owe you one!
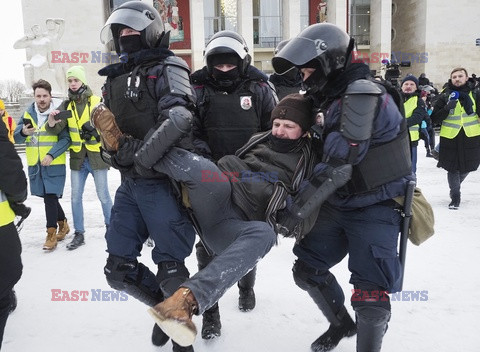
[148,288,198,347]
[56,219,70,241]
[43,227,58,250]
[90,103,124,152]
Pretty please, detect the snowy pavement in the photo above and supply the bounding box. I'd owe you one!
[2,151,480,352]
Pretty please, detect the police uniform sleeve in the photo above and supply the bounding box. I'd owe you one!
[0,121,27,204]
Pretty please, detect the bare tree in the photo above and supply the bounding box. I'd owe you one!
[0,80,26,102]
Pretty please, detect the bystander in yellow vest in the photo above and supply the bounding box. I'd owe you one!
[440,92,480,139]
[404,96,420,142]
[23,112,67,166]
[65,96,102,153]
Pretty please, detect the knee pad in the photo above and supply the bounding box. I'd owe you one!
[292,260,345,325]
[351,283,391,312]
[104,254,161,306]
[156,261,190,298]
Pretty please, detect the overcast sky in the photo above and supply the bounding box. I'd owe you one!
[0,1,27,84]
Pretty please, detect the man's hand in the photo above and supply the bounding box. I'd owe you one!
[22,124,35,136]
[48,110,63,127]
[41,154,53,166]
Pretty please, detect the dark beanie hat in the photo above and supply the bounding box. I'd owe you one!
[209,53,239,67]
[401,74,419,88]
[271,93,314,131]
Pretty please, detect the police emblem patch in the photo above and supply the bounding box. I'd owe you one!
[240,96,252,110]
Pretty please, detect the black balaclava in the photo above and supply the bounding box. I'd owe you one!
[209,53,241,90]
[119,34,143,54]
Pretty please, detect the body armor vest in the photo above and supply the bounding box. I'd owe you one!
[200,82,261,160]
[105,65,159,140]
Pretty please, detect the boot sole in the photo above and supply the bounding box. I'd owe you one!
[147,308,196,347]
[43,245,57,250]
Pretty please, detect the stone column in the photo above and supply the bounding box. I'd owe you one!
[282,0,301,40]
[189,0,205,71]
[327,0,347,31]
[369,0,392,75]
[238,0,254,62]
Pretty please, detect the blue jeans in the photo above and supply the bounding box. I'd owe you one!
[71,158,113,234]
[152,148,277,312]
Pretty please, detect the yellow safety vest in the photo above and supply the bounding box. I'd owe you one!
[24,112,67,167]
[404,96,420,142]
[66,96,102,153]
[0,190,15,227]
[440,92,480,139]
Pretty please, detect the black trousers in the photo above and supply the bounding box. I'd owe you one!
[0,222,22,348]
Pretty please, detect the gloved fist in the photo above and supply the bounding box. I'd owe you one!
[9,202,31,219]
[275,205,303,238]
[445,98,457,111]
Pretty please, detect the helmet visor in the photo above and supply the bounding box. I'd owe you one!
[100,8,154,45]
[204,36,248,60]
[272,37,327,74]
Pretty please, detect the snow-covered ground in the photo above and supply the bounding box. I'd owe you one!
[3,150,480,352]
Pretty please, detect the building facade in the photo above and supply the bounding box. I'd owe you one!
[17,0,480,96]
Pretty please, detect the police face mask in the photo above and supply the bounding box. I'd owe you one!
[119,35,143,54]
[212,67,240,88]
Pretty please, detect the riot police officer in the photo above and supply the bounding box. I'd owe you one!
[98,2,196,351]
[190,30,277,339]
[273,23,415,352]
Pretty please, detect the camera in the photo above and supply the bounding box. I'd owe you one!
[80,121,100,142]
[382,60,411,87]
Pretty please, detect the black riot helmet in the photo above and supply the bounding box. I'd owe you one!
[204,30,251,75]
[100,1,168,54]
[272,23,354,94]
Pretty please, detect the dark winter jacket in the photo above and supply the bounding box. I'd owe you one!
[0,120,27,205]
[217,132,313,222]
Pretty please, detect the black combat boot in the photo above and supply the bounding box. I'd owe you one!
[172,341,194,352]
[152,323,170,346]
[201,303,221,339]
[311,311,357,352]
[238,266,257,311]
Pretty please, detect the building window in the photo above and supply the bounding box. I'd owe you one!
[204,0,238,43]
[350,0,370,45]
[253,0,282,48]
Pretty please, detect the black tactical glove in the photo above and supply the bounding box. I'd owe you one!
[275,198,303,238]
[9,202,31,219]
[444,98,457,111]
[81,121,100,142]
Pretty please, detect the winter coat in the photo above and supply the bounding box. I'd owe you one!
[431,82,480,173]
[13,103,70,197]
[218,132,313,222]
[0,119,27,208]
